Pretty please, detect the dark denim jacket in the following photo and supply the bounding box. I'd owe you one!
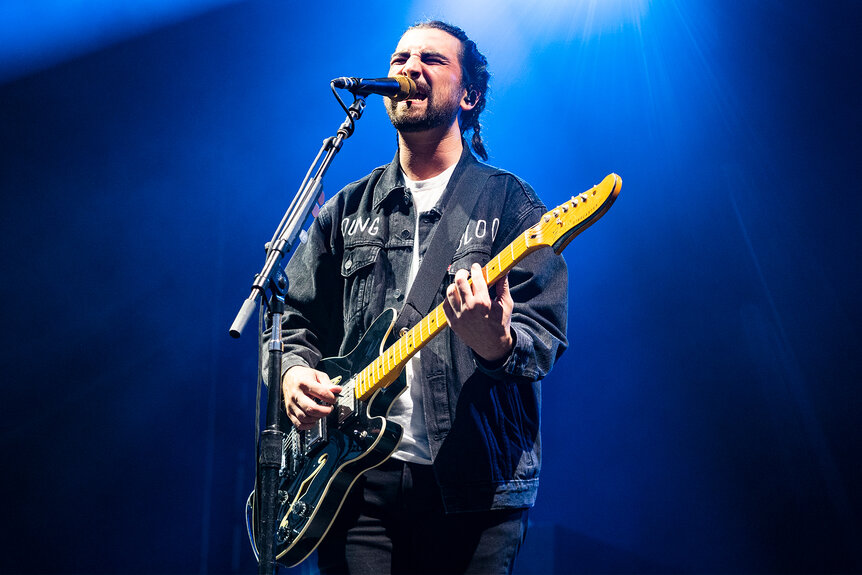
[271,145,568,512]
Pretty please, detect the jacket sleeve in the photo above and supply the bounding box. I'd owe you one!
[261,203,344,383]
[473,176,569,382]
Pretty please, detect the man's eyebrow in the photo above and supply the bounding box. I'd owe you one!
[389,49,450,62]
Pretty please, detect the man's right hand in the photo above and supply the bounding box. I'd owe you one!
[282,365,343,430]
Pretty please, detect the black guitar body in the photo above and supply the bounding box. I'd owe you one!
[258,308,406,568]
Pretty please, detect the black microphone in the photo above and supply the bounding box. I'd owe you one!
[331,76,417,101]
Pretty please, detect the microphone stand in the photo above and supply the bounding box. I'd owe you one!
[230,94,367,575]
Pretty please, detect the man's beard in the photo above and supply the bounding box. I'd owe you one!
[386,88,461,133]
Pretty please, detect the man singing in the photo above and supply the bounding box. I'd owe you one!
[271,21,568,574]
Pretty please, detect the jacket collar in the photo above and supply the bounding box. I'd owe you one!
[372,141,477,210]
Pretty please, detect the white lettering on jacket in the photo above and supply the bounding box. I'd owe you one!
[341,216,380,237]
[457,218,499,249]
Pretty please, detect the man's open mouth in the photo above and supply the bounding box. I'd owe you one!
[408,89,428,101]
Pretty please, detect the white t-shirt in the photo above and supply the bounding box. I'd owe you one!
[387,163,456,463]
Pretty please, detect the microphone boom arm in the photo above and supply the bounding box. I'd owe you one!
[229,96,366,338]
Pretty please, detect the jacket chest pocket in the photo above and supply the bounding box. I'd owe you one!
[341,244,381,322]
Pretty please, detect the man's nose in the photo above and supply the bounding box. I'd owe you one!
[400,54,422,78]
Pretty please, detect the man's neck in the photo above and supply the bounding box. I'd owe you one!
[397,123,463,181]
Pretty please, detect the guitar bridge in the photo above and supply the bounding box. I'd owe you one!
[283,428,301,477]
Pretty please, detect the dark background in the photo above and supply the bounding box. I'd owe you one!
[1,1,860,573]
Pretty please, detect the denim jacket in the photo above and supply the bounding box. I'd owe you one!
[271,144,568,512]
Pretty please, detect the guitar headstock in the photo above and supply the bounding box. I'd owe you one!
[525,173,622,254]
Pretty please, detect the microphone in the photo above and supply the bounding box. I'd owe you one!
[331,76,417,101]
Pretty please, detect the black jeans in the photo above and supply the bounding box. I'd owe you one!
[317,459,529,575]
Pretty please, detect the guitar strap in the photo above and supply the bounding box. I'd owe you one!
[393,166,491,335]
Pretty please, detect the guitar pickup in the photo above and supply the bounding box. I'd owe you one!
[335,378,358,425]
[302,418,326,455]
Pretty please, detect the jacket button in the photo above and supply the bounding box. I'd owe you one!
[344,260,352,269]
[401,229,411,239]
[399,327,408,337]
[394,289,403,300]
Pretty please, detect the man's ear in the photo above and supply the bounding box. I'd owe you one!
[462,88,479,110]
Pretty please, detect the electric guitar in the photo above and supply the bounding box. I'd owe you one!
[250,173,622,567]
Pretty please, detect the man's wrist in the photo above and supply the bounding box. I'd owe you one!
[474,329,517,369]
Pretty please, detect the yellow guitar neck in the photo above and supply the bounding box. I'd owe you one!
[353,229,541,401]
